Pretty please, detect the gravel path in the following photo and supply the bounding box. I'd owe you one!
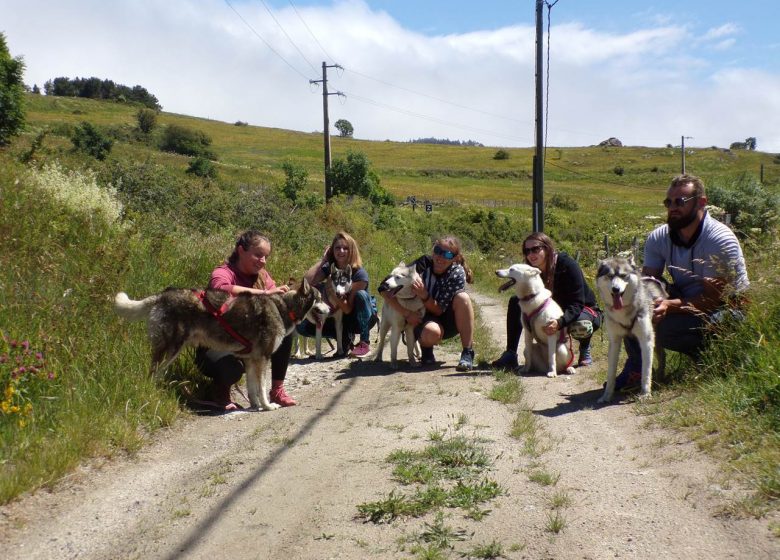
[1,290,777,559]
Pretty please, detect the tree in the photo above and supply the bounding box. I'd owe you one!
[281,160,308,203]
[334,119,353,138]
[327,150,393,205]
[0,32,26,146]
[136,108,158,134]
[71,121,113,160]
[745,137,757,151]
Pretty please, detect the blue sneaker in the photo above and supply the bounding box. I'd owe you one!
[456,348,475,372]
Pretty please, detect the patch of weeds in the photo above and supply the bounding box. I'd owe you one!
[545,510,566,534]
[549,489,571,509]
[465,539,505,558]
[445,479,503,509]
[357,490,425,523]
[509,409,536,440]
[417,512,469,550]
[528,468,560,486]
[489,376,523,404]
[410,543,449,560]
[465,507,492,521]
[454,413,469,430]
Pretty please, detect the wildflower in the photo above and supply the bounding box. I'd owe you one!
[24,403,33,415]
[21,340,30,350]
[1,401,9,414]
[18,418,27,428]
[36,352,44,361]
[0,355,7,363]
[48,372,56,380]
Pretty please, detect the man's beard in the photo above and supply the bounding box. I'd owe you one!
[667,207,698,230]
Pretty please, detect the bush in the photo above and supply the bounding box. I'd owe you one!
[136,108,158,134]
[548,193,579,211]
[71,121,113,160]
[708,173,779,235]
[0,33,26,146]
[327,150,393,206]
[613,166,625,176]
[493,149,510,160]
[186,156,217,179]
[160,124,216,159]
[280,160,308,203]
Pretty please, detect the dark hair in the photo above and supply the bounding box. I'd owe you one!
[669,174,705,198]
[435,235,473,284]
[228,230,270,288]
[523,232,556,288]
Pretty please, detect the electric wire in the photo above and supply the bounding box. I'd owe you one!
[257,0,319,73]
[224,0,313,81]
[543,0,560,165]
[287,0,336,64]
[544,160,659,191]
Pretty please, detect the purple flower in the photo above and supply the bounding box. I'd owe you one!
[22,340,30,350]
[0,355,7,363]
[36,352,44,361]
[48,372,55,380]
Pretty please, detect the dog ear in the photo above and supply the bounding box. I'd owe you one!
[345,264,352,277]
[299,277,310,294]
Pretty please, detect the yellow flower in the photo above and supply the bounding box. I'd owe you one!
[10,405,20,414]
[4,385,14,399]
[24,403,33,415]
[18,418,27,428]
[1,400,9,414]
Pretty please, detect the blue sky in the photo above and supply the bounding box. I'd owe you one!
[3,0,779,151]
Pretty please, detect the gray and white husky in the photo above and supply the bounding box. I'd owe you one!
[114,279,330,410]
[496,264,575,377]
[596,256,667,403]
[373,262,425,368]
[315,265,353,359]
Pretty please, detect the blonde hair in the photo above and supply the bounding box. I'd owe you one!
[330,231,363,269]
[435,235,473,284]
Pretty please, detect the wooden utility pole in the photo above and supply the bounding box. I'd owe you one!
[532,0,544,232]
[310,62,343,202]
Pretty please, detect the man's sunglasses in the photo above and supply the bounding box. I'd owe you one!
[433,245,457,259]
[663,195,697,208]
[523,245,544,256]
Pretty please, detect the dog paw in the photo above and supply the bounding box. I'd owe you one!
[637,391,652,401]
[597,394,611,404]
[263,403,281,411]
[565,367,576,375]
[546,371,557,378]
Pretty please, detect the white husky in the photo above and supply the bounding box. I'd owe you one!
[596,256,667,403]
[496,264,575,378]
[373,262,425,368]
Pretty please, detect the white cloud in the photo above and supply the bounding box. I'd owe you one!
[2,0,778,151]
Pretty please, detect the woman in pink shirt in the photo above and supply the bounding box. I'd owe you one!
[195,230,296,410]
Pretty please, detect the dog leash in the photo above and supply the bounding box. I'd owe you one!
[195,290,253,354]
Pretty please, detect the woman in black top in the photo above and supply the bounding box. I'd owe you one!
[492,232,602,370]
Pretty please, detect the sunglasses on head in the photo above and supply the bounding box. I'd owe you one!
[663,195,697,208]
[433,245,457,259]
[523,245,544,256]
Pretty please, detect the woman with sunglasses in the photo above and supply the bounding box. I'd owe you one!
[492,232,601,371]
[382,236,476,371]
[299,231,376,357]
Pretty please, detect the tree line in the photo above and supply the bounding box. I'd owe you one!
[42,76,161,110]
[409,137,484,147]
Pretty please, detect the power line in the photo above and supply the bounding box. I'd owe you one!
[544,160,659,191]
[224,0,313,81]
[287,0,336,64]
[257,0,319,73]
[340,90,529,143]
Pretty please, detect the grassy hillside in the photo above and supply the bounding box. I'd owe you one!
[1,94,778,516]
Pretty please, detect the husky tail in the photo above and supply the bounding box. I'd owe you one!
[114,292,158,321]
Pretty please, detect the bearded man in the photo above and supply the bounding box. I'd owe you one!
[615,174,750,389]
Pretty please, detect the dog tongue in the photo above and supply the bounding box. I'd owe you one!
[612,293,624,310]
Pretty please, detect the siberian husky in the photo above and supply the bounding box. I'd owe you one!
[596,256,668,402]
[114,279,329,410]
[373,262,425,368]
[496,264,575,377]
[315,265,353,359]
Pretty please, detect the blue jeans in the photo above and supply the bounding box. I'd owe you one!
[296,289,376,343]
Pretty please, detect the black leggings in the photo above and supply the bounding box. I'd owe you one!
[195,333,293,386]
[504,296,600,352]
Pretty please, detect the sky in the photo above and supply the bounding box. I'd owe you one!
[3,0,780,151]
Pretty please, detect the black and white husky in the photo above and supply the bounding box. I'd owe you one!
[596,256,667,403]
[373,262,425,368]
[496,264,575,377]
[315,265,353,359]
[114,279,330,410]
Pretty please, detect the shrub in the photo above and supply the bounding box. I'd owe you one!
[708,173,779,235]
[327,150,393,206]
[548,193,579,211]
[493,149,510,160]
[234,121,248,127]
[160,124,216,159]
[0,32,26,146]
[613,166,625,176]
[71,121,113,160]
[280,160,308,203]
[136,108,158,134]
[186,156,217,179]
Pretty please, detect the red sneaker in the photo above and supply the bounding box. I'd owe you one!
[350,341,371,358]
[270,385,297,407]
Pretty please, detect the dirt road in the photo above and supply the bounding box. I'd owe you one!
[1,291,777,559]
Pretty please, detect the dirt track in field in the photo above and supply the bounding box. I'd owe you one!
[1,290,777,559]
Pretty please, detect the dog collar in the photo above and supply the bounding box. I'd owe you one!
[288,310,297,322]
[520,292,538,302]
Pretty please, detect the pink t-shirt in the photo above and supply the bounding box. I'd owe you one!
[209,262,276,293]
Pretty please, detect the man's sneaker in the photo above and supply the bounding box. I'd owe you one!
[420,346,436,365]
[350,341,371,358]
[614,369,642,391]
[491,350,518,369]
[456,348,475,372]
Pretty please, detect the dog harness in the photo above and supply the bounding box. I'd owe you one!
[195,290,253,354]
